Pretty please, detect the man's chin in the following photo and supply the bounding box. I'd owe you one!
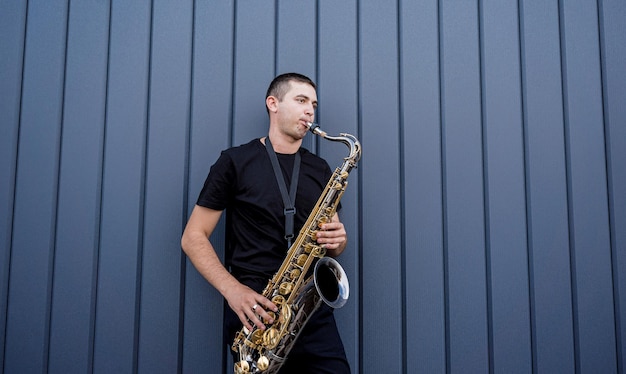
[296,125,309,138]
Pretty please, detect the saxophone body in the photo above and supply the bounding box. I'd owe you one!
[232,123,361,374]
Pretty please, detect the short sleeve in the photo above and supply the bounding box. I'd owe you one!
[196,151,236,210]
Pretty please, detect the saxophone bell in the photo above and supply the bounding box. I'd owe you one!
[313,257,349,309]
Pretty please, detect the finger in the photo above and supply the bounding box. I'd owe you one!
[248,307,269,330]
[251,315,266,330]
[320,222,340,231]
[240,304,262,330]
[324,242,339,250]
[317,233,344,244]
[252,306,275,326]
[237,311,254,332]
[245,302,269,327]
[316,229,333,240]
[253,299,278,323]
[320,226,346,239]
[260,297,279,313]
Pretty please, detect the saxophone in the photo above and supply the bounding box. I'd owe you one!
[232,122,361,373]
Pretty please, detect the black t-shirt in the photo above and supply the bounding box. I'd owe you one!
[197,138,336,281]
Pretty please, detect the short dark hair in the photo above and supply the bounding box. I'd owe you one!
[265,73,316,113]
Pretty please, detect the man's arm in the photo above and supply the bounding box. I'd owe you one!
[181,205,277,331]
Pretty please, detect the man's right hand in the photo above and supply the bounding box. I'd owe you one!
[224,283,279,332]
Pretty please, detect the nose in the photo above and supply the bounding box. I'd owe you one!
[305,103,315,118]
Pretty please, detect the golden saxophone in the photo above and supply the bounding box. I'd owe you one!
[232,122,361,373]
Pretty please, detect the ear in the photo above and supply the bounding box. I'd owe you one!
[266,96,279,113]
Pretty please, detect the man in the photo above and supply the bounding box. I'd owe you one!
[181,73,351,373]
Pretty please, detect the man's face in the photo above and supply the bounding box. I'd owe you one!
[273,81,318,139]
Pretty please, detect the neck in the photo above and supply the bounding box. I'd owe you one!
[266,129,301,154]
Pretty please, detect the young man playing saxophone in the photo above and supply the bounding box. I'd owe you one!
[181,73,351,373]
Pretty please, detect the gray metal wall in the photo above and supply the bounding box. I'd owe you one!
[1,0,624,373]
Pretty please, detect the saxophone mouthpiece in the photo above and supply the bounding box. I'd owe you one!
[306,122,326,137]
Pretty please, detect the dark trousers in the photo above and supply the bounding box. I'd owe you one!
[227,304,350,374]
[277,306,350,373]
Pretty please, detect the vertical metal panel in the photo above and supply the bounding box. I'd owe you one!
[440,1,489,372]
[400,0,446,372]
[359,1,403,372]
[480,1,532,372]
[560,0,616,371]
[137,1,193,372]
[276,0,316,78]
[182,1,234,372]
[3,1,68,372]
[0,1,27,370]
[519,0,575,372]
[47,1,110,372]
[318,1,360,372]
[232,0,275,145]
[93,1,151,372]
[276,0,318,153]
[599,1,626,372]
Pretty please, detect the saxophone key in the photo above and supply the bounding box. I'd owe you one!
[271,295,285,306]
[263,327,280,348]
[251,329,264,345]
[243,338,258,349]
[235,360,250,374]
[304,243,315,253]
[279,303,292,324]
[311,246,326,257]
[257,356,269,371]
[279,282,294,295]
[296,254,308,267]
[289,268,301,280]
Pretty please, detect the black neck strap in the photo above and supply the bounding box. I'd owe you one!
[265,137,301,248]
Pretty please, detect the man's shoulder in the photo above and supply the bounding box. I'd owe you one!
[222,138,263,158]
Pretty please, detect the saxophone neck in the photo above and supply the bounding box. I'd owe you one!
[306,122,362,164]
